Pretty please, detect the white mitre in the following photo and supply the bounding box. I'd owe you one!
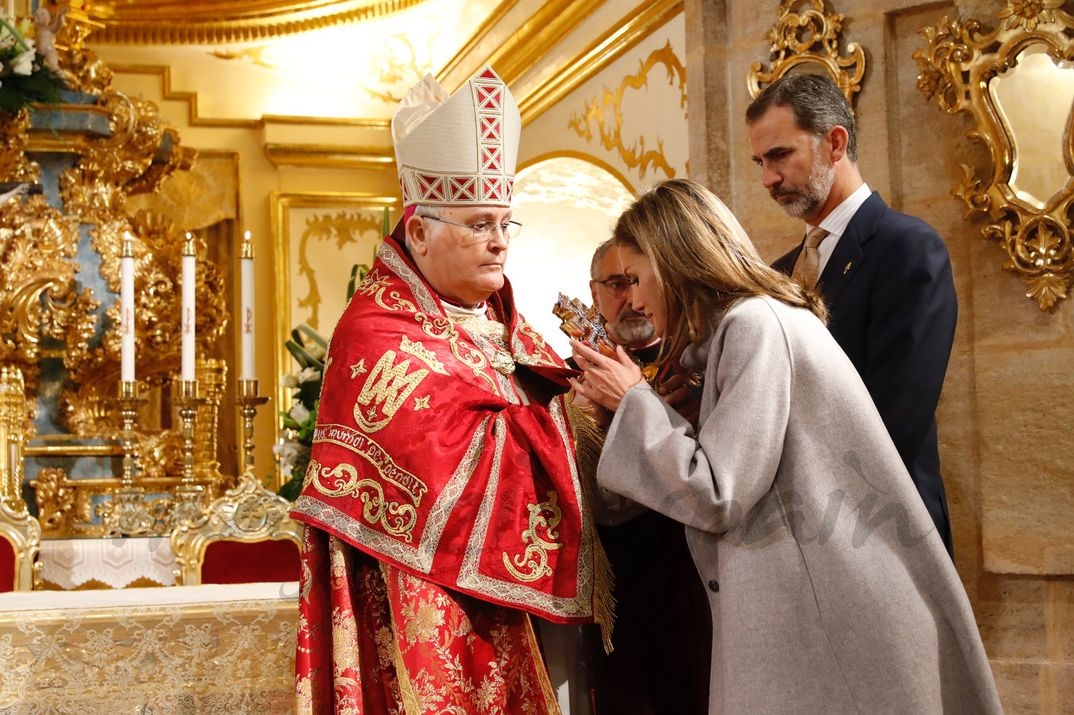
[391,66,521,208]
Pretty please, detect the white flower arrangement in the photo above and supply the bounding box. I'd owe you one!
[0,13,63,114]
[276,325,326,500]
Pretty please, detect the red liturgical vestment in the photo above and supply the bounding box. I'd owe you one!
[291,237,605,712]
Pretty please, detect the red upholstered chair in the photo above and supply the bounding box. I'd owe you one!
[171,473,302,585]
[0,499,41,591]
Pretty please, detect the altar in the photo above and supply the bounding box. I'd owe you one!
[37,536,177,589]
[0,581,298,713]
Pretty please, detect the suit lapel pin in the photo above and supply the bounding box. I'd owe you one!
[843,261,853,275]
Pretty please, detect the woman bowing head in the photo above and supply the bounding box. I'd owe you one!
[570,178,1001,715]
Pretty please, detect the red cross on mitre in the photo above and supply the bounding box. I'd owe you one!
[483,177,504,201]
[482,146,503,172]
[475,83,503,111]
[448,176,477,202]
[417,174,447,201]
[480,115,502,142]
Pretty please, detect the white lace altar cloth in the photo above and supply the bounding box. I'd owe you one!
[38,537,177,589]
[0,582,299,713]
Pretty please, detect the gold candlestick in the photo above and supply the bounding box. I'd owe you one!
[0,366,27,509]
[237,379,269,477]
[172,379,205,525]
[117,380,146,486]
[103,380,153,536]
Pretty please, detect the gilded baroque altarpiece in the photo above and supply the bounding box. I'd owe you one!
[0,2,246,538]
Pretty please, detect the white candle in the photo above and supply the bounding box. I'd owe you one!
[181,233,196,382]
[240,230,255,380]
[120,234,136,382]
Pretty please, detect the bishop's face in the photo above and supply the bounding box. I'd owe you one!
[407,205,512,307]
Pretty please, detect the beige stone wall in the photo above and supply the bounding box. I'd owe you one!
[687,0,1074,711]
[82,1,1073,708]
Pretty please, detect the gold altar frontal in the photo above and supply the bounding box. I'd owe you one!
[0,582,298,713]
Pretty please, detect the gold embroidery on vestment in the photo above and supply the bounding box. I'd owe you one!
[356,268,391,296]
[451,404,594,617]
[502,490,563,583]
[311,423,428,505]
[354,350,429,432]
[411,311,499,395]
[400,335,448,375]
[516,321,554,366]
[306,458,418,541]
[362,267,419,313]
[450,311,516,377]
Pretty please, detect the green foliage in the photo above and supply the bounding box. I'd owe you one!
[283,324,326,371]
[0,17,64,116]
[275,324,327,500]
[0,66,62,113]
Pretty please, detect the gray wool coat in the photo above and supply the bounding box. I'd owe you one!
[597,296,1002,714]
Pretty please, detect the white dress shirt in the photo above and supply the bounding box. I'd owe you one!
[809,182,871,276]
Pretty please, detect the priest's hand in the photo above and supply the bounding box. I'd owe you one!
[657,371,702,428]
[569,340,644,412]
[568,389,613,431]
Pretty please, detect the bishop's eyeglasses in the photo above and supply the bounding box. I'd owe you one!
[422,215,523,241]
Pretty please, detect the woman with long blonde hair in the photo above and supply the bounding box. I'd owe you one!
[571,179,1001,714]
[604,176,826,373]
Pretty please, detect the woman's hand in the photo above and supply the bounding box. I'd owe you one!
[569,340,645,412]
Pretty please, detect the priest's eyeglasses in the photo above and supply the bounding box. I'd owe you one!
[423,215,523,241]
[592,276,637,296]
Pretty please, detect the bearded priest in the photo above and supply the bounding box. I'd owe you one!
[290,67,610,714]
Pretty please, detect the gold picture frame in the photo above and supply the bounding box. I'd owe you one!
[915,1,1074,310]
[270,191,398,476]
[746,0,866,104]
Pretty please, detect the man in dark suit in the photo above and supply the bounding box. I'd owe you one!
[746,73,957,556]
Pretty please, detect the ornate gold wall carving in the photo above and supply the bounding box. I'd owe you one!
[0,191,94,396]
[193,359,227,482]
[0,5,240,535]
[516,0,683,126]
[62,214,226,437]
[746,0,866,104]
[88,0,428,45]
[0,367,30,506]
[567,42,686,180]
[0,111,38,184]
[914,1,1074,310]
[295,210,385,330]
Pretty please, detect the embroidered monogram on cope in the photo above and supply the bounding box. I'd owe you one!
[290,236,599,624]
